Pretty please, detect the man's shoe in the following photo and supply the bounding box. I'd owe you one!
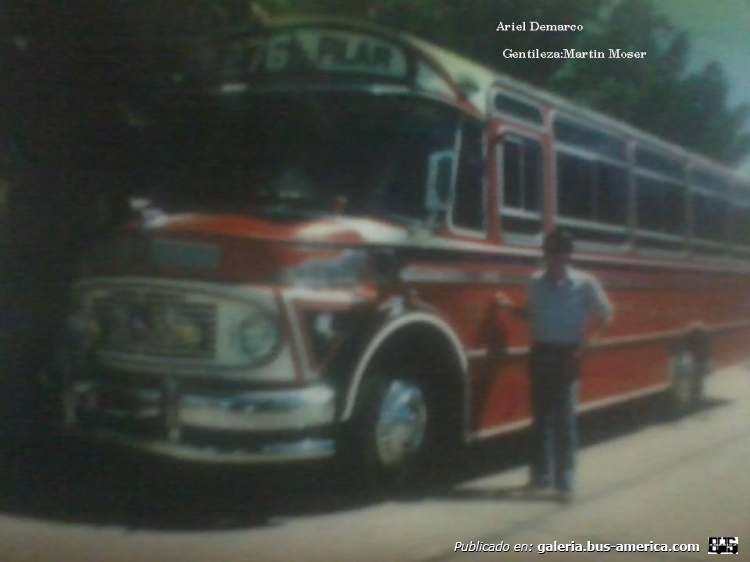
[522,481,550,493]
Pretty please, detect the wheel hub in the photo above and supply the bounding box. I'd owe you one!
[374,380,427,467]
[672,350,696,405]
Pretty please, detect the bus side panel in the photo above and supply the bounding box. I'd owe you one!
[579,343,670,402]
[470,357,530,432]
[470,343,670,434]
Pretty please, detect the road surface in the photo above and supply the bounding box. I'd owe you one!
[1,363,748,561]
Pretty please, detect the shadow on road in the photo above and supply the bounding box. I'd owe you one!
[419,395,729,504]
[0,395,730,531]
[0,444,277,530]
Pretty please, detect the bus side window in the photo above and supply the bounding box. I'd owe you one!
[692,192,727,241]
[556,149,632,247]
[452,120,485,233]
[634,175,686,236]
[425,150,455,212]
[730,196,750,254]
[557,152,594,219]
[741,208,750,248]
[501,135,543,236]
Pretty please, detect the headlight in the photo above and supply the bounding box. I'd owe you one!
[237,308,280,365]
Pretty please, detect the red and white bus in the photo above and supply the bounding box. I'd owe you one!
[60,17,750,482]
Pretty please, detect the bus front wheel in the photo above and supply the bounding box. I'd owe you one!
[343,360,441,493]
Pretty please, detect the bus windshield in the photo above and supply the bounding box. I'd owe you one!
[129,92,458,222]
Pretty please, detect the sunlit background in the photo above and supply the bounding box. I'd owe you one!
[654,0,750,175]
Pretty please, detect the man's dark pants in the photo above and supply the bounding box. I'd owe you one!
[528,343,580,493]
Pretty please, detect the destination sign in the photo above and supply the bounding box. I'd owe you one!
[223,28,409,79]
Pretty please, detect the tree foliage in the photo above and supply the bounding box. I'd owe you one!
[261,0,604,86]
[262,0,748,165]
[3,0,748,165]
[549,0,750,164]
[263,0,748,165]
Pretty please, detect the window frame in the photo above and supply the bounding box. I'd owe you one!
[689,168,730,249]
[553,141,631,251]
[447,117,488,239]
[497,132,545,246]
[729,190,750,253]
[490,87,546,131]
[499,134,544,215]
[633,167,688,241]
[554,117,627,162]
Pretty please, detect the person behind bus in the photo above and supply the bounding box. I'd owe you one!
[494,228,614,502]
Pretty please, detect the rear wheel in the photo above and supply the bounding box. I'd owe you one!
[668,347,706,416]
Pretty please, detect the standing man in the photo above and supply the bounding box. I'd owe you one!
[495,228,613,502]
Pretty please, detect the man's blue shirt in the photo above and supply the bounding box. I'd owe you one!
[526,267,613,345]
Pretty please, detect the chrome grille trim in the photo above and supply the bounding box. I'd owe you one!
[93,292,217,360]
[73,278,296,382]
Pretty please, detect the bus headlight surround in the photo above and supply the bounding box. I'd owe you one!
[237,308,281,365]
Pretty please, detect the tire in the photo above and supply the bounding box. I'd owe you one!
[342,358,446,493]
[667,347,706,416]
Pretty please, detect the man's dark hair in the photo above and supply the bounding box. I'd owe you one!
[543,228,574,255]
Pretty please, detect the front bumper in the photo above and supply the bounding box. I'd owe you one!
[62,376,336,463]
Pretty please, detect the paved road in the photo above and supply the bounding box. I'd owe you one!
[1,364,748,561]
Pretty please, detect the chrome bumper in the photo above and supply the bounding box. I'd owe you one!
[63,378,336,463]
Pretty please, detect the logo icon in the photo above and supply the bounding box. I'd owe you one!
[708,537,738,555]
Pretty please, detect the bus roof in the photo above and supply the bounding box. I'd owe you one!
[261,15,749,188]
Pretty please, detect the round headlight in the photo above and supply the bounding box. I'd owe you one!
[238,309,280,364]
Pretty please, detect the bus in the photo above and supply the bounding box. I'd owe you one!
[59,16,750,484]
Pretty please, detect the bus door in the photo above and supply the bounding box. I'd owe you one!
[468,127,548,430]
